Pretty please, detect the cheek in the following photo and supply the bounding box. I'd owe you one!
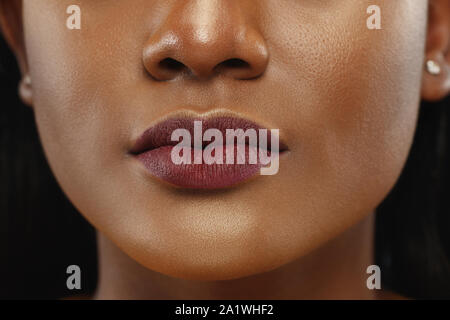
[21,4,135,232]
[324,2,426,205]
[245,0,428,252]
[23,1,147,198]
[272,0,426,206]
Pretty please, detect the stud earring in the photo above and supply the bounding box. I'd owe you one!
[23,74,32,86]
[426,60,441,76]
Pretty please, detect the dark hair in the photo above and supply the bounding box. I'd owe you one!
[376,94,450,299]
[1,33,449,299]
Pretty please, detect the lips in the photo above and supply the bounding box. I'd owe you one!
[130,115,287,189]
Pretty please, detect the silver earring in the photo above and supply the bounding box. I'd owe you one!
[426,60,441,76]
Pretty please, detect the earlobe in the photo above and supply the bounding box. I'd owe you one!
[421,0,450,102]
[0,0,28,74]
[0,0,33,106]
[19,74,33,107]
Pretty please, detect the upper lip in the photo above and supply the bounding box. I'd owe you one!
[130,111,288,155]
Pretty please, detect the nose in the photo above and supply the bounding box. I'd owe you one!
[142,0,269,81]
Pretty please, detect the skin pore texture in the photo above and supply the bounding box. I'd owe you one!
[1,0,450,299]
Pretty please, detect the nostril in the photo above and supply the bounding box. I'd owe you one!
[159,58,187,72]
[214,58,261,79]
[219,58,250,70]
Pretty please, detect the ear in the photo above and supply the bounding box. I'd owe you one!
[0,0,33,106]
[422,0,450,102]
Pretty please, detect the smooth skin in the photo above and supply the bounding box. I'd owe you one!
[1,0,449,299]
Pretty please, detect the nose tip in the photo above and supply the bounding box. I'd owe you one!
[143,31,268,81]
[142,5,269,81]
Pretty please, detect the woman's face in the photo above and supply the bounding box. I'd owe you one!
[19,0,429,280]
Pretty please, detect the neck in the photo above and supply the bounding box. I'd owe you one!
[93,213,377,299]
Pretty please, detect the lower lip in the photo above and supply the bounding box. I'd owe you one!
[136,144,273,189]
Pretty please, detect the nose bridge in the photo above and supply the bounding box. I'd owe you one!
[168,0,242,67]
[185,0,233,46]
[142,0,268,81]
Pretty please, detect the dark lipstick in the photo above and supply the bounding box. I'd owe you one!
[130,115,287,189]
